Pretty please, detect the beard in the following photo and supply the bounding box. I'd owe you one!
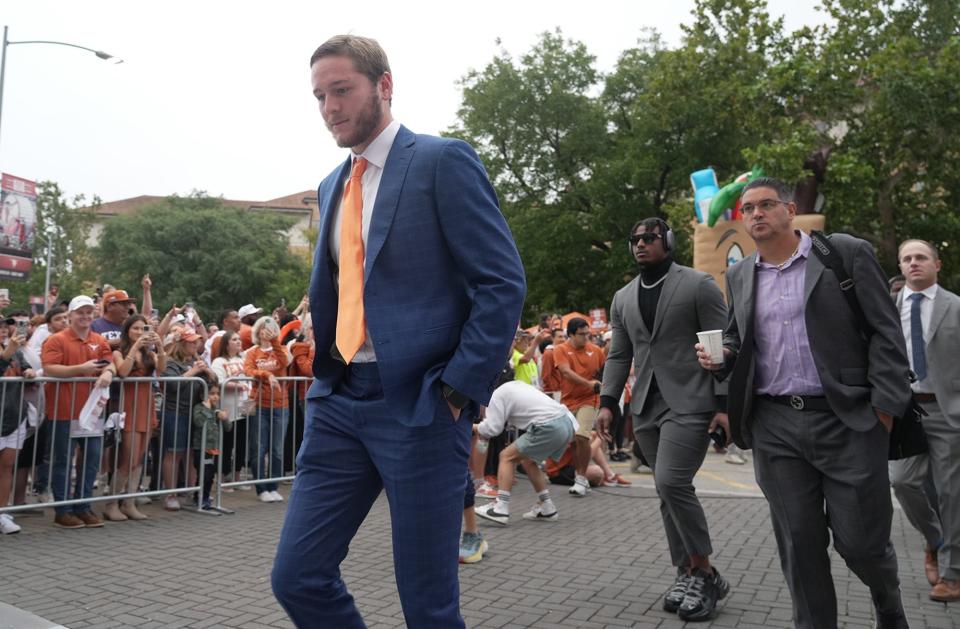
[330,91,384,149]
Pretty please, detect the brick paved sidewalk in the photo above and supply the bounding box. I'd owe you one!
[1,478,958,628]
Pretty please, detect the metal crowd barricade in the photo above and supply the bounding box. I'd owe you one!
[213,375,312,512]
[0,375,213,518]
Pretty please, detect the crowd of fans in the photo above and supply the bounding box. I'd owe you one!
[0,278,314,534]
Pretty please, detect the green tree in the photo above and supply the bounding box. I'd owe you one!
[446,30,614,321]
[748,0,960,281]
[93,192,310,319]
[2,181,98,310]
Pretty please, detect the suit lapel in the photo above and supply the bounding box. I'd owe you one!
[928,290,949,344]
[651,265,682,338]
[739,256,757,330]
[364,126,415,279]
[803,250,825,304]
[622,278,648,339]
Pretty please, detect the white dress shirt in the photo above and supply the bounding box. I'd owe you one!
[900,283,938,393]
[327,119,401,363]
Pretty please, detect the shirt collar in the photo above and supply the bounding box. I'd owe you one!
[902,283,939,302]
[353,119,401,171]
[755,230,810,269]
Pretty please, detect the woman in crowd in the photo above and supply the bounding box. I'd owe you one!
[285,322,313,476]
[0,327,37,534]
[243,316,289,503]
[160,328,215,511]
[104,314,165,521]
[211,330,249,491]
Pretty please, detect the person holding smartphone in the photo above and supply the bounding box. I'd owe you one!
[106,315,166,521]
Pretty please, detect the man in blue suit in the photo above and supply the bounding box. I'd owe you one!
[271,35,526,628]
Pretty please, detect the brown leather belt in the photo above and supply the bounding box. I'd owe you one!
[914,393,937,403]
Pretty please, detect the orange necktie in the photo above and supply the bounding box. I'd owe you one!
[336,157,368,363]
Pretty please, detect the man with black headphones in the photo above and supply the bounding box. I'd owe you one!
[597,217,731,622]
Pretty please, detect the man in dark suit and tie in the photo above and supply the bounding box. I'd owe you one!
[271,35,526,628]
[696,177,912,628]
[888,239,960,601]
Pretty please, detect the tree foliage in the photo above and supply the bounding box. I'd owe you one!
[449,0,960,322]
[93,193,310,320]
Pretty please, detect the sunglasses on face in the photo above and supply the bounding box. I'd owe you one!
[628,232,662,246]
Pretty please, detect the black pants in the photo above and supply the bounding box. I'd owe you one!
[193,450,218,503]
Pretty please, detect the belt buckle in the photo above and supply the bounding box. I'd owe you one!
[789,395,805,410]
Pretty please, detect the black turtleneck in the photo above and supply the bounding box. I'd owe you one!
[638,256,673,332]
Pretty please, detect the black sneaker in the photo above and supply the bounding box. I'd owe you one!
[677,567,729,621]
[663,569,693,612]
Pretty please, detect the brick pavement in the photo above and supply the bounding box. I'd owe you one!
[2,475,959,628]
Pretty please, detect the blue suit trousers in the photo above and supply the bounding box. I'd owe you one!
[272,363,471,628]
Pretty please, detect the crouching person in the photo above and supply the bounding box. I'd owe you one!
[474,380,576,525]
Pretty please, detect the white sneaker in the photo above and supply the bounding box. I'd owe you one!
[269,490,284,503]
[0,513,21,534]
[521,503,558,522]
[259,491,274,503]
[568,482,588,497]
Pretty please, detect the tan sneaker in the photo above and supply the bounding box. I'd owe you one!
[53,513,86,529]
[75,511,104,528]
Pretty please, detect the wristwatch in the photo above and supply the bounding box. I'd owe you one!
[442,383,470,409]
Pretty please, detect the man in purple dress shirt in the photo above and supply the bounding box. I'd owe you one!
[697,177,912,629]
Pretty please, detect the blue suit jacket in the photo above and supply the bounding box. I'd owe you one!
[308,126,526,426]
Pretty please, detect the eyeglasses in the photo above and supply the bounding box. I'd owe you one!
[740,199,790,215]
[628,232,662,246]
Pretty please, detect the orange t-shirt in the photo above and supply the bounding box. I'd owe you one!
[41,328,113,421]
[545,443,574,478]
[553,340,605,412]
[239,324,254,351]
[540,345,562,393]
[243,339,289,408]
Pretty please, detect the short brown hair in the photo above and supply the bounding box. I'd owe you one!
[309,35,391,85]
[898,239,939,261]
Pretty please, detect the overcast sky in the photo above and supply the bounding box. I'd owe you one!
[0,1,826,204]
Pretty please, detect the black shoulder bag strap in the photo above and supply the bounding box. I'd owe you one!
[807,230,926,459]
[808,230,872,339]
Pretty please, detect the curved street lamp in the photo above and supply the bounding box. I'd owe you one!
[0,25,121,309]
[0,25,123,151]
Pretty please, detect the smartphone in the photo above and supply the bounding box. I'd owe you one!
[709,426,727,449]
[143,325,153,333]
[15,320,28,336]
[0,288,8,300]
[150,308,159,319]
[94,359,111,367]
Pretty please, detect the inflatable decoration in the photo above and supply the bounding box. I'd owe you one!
[706,166,765,227]
[689,168,719,224]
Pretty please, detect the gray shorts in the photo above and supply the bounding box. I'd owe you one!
[515,414,575,463]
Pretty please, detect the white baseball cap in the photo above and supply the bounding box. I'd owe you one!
[238,304,262,319]
[68,295,96,312]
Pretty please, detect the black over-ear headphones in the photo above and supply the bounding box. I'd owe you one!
[627,218,675,255]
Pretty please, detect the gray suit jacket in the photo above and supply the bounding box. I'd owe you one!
[721,233,912,448]
[897,286,960,423]
[601,263,727,416]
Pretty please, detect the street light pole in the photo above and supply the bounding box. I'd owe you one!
[0,26,120,310]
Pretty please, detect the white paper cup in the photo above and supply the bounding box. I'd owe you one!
[696,330,725,365]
